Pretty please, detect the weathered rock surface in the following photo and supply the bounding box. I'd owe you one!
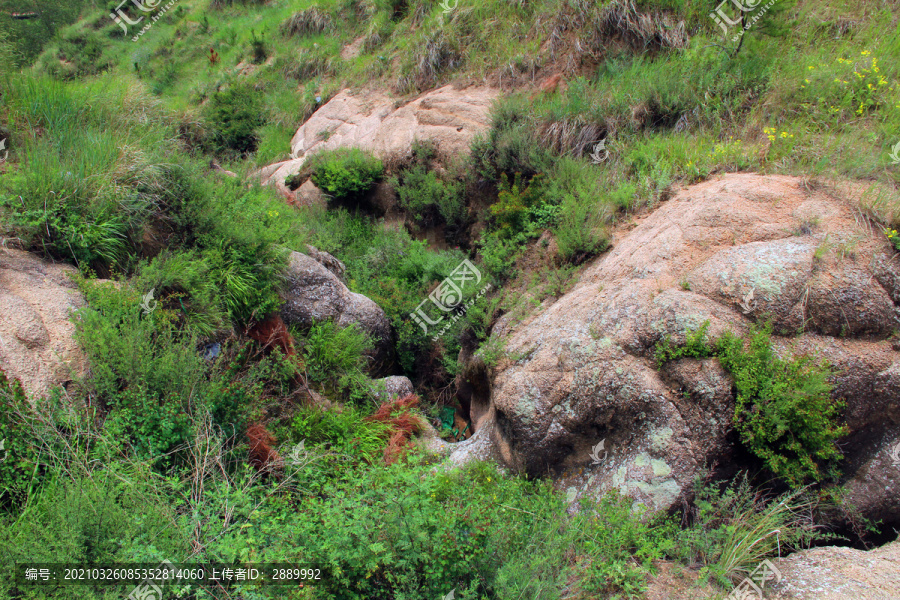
[467,174,900,520]
[258,85,498,203]
[371,375,414,401]
[0,248,86,398]
[280,251,393,374]
[769,539,900,599]
[304,245,346,282]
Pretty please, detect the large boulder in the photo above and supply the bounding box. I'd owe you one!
[280,250,393,374]
[468,174,900,521]
[0,248,86,398]
[769,539,900,599]
[257,85,499,203]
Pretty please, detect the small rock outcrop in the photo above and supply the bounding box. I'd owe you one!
[304,245,346,282]
[258,85,499,203]
[769,540,900,599]
[468,174,900,523]
[0,248,86,398]
[371,375,414,401]
[280,250,393,374]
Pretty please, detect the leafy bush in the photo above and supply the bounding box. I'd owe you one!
[655,322,847,484]
[202,84,267,157]
[0,466,183,599]
[300,320,373,402]
[490,173,545,236]
[308,148,384,202]
[247,458,670,599]
[391,165,465,227]
[717,324,847,485]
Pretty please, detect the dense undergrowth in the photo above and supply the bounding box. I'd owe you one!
[1,0,900,598]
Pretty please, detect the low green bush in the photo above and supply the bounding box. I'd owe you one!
[308,148,384,202]
[202,83,268,157]
[300,320,373,402]
[718,325,847,485]
[655,322,847,484]
[391,165,465,228]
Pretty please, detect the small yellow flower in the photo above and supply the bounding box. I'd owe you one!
[861,50,871,56]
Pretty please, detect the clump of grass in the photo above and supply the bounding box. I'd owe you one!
[282,7,334,37]
[410,30,462,91]
[672,474,830,588]
[599,0,688,51]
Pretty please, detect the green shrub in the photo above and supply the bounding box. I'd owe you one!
[291,406,390,460]
[202,84,268,157]
[655,322,847,484]
[232,457,670,599]
[0,465,183,599]
[308,148,384,202]
[391,165,465,227]
[717,324,847,485]
[300,320,373,402]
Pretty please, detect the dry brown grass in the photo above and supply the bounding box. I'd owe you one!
[282,7,334,37]
[598,0,687,51]
[537,118,606,158]
[366,393,425,464]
